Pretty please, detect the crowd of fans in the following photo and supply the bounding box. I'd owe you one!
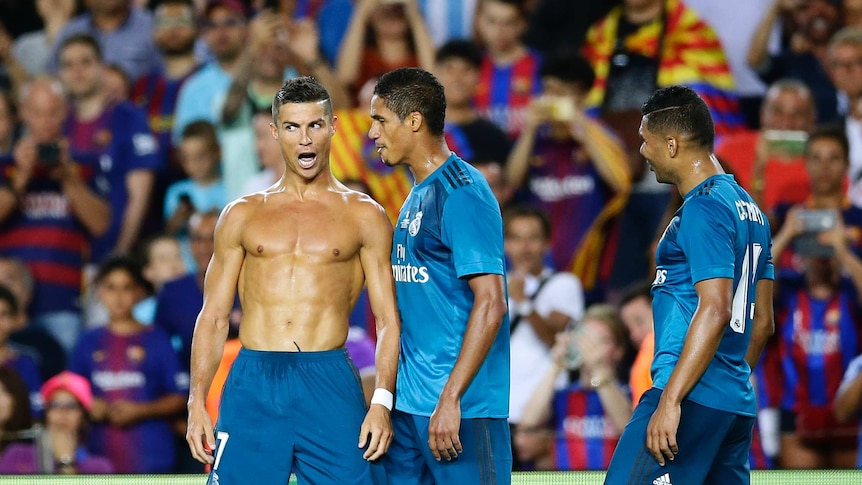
[0,0,860,475]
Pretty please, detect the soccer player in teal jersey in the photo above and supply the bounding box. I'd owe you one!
[605,86,775,485]
[369,67,513,484]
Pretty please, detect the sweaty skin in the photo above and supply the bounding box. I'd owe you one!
[187,99,400,465]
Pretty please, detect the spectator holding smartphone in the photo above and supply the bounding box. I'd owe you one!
[163,120,226,273]
[0,77,110,354]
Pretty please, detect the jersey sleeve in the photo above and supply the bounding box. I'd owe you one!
[118,104,161,172]
[441,187,505,279]
[761,240,775,281]
[677,197,735,284]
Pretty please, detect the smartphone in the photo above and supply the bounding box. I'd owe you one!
[37,143,60,168]
[563,321,584,371]
[792,209,837,257]
[763,130,808,157]
[544,96,575,122]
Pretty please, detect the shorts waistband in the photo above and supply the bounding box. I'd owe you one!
[238,347,349,362]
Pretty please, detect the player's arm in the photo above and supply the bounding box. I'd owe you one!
[745,278,775,369]
[356,199,400,460]
[186,200,246,464]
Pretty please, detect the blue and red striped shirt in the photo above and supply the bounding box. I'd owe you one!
[551,383,626,470]
[474,50,542,139]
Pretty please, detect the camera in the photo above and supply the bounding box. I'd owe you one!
[36,143,60,168]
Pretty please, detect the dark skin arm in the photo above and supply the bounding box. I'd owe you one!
[428,273,508,461]
[745,279,775,370]
[647,277,732,466]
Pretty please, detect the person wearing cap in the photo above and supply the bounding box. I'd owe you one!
[0,371,113,475]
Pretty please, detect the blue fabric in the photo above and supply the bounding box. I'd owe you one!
[208,348,385,485]
[651,174,773,417]
[153,274,201,370]
[171,62,232,144]
[392,153,509,419]
[605,388,755,485]
[383,410,512,485]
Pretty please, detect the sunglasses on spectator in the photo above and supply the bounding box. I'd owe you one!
[203,17,245,30]
[47,401,81,411]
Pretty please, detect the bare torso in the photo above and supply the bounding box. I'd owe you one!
[234,187,371,351]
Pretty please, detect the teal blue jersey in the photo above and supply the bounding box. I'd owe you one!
[392,153,510,418]
[651,174,773,417]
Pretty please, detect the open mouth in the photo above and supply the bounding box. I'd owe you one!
[298,152,317,169]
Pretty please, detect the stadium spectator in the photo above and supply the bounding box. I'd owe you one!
[50,0,161,82]
[0,368,33,458]
[516,304,632,471]
[0,371,113,474]
[473,0,542,138]
[715,79,815,213]
[618,281,653,407]
[0,286,42,416]
[0,25,27,97]
[0,77,110,353]
[0,90,17,158]
[11,0,79,77]
[71,255,188,474]
[164,121,226,272]
[240,110,286,194]
[134,235,186,325]
[503,205,585,470]
[826,28,862,208]
[506,51,630,303]
[336,0,435,105]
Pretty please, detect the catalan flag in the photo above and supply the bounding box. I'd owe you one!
[330,109,414,223]
[582,0,744,135]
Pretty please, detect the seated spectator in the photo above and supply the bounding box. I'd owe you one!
[516,304,632,471]
[0,371,113,474]
[154,211,218,369]
[0,286,42,416]
[336,0,434,105]
[0,257,66,382]
[0,368,33,460]
[715,80,815,214]
[12,0,79,77]
[134,235,187,325]
[164,121,227,272]
[70,255,188,474]
[473,0,542,138]
[506,51,630,303]
[0,77,111,354]
[827,27,862,208]
[504,205,585,470]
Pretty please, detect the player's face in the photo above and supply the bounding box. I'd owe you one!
[58,43,103,100]
[504,216,548,274]
[638,117,673,184]
[805,137,848,195]
[271,101,336,181]
[476,1,525,54]
[620,296,652,347]
[98,269,143,321]
[45,389,84,434]
[368,95,413,167]
[436,58,479,108]
[760,89,815,132]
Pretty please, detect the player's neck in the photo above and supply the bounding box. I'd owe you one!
[276,169,337,199]
[675,152,724,196]
[405,139,453,184]
[74,91,108,121]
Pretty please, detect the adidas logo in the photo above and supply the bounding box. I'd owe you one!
[653,473,672,485]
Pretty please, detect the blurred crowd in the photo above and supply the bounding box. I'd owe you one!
[0,0,861,475]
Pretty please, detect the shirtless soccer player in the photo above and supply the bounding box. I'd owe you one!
[185,77,400,485]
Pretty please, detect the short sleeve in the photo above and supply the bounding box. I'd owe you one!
[677,197,735,284]
[441,188,505,279]
[119,105,161,172]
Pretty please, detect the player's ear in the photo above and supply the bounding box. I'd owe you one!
[331,114,338,136]
[270,122,278,140]
[666,136,678,158]
[409,111,423,133]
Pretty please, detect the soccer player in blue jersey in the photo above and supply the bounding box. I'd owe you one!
[369,67,512,484]
[604,86,776,485]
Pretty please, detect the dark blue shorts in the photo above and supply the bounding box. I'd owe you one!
[382,409,512,484]
[206,348,385,485]
[605,388,755,485]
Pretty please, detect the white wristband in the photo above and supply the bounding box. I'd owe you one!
[370,388,394,411]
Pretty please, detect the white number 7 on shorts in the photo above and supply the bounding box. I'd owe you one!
[214,431,230,470]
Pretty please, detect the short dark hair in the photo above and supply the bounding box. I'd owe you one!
[271,76,332,125]
[95,254,154,294]
[620,281,652,308]
[539,51,595,92]
[0,285,18,316]
[181,119,220,153]
[503,204,551,240]
[435,39,483,69]
[642,85,715,150]
[374,68,446,137]
[806,123,850,162]
[59,33,102,61]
